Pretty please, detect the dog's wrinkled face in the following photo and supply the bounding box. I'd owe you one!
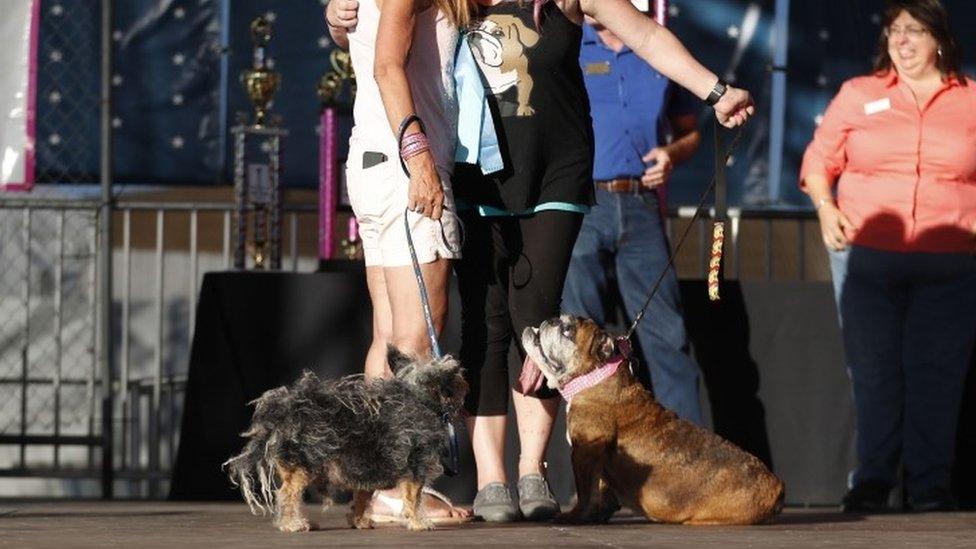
[521,314,616,389]
[388,346,468,415]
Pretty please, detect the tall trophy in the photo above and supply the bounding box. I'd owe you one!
[232,16,288,270]
[318,49,359,265]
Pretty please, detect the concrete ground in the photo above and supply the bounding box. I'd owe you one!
[1,502,974,548]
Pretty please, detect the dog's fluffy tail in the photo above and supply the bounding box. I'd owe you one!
[222,385,292,516]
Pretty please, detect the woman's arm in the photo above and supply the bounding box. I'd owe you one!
[799,81,858,250]
[325,0,359,49]
[375,0,444,220]
[579,0,754,127]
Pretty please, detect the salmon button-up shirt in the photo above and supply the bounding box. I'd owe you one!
[800,72,976,253]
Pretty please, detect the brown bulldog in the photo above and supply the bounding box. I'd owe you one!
[521,315,784,525]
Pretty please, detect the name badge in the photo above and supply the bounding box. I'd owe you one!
[864,97,891,115]
[585,62,611,75]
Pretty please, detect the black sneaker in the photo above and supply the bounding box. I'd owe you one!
[841,481,892,513]
[908,487,959,513]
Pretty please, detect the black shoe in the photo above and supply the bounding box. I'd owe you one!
[841,481,891,513]
[908,488,959,513]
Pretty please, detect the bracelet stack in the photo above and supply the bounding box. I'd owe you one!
[400,131,430,163]
[397,114,428,177]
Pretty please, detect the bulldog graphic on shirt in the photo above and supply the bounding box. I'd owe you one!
[468,14,540,117]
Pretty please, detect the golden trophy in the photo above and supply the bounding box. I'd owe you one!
[242,17,281,128]
[232,16,288,270]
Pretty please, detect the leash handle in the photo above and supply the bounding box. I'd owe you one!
[709,123,728,301]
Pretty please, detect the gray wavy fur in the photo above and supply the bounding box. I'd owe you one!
[223,346,468,517]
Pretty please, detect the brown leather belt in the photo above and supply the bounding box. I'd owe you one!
[596,178,646,194]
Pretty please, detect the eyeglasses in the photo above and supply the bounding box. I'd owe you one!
[884,25,929,39]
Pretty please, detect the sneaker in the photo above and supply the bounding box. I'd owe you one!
[908,487,959,512]
[841,481,892,513]
[473,482,520,522]
[517,474,560,521]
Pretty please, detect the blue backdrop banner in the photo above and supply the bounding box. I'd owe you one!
[31,0,976,208]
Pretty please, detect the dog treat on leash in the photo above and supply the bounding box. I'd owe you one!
[707,221,725,301]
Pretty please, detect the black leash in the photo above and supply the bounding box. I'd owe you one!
[624,120,744,341]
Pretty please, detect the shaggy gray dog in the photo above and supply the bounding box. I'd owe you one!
[224,346,467,532]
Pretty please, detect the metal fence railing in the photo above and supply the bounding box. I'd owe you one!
[109,201,318,497]
[0,201,101,480]
[0,195,321,497]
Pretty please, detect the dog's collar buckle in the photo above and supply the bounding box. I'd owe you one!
[559,356,624,403]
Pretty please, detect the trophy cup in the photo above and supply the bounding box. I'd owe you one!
[232,16,289,270]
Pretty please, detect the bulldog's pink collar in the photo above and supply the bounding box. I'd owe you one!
[558,356,624,402]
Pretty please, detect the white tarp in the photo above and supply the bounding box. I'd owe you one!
[0,0,38,190]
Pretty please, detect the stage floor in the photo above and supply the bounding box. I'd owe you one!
[1,502,974,548]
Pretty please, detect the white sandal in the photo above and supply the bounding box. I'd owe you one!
[366,487,473,525]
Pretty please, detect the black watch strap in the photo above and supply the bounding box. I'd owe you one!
[705,79,728,106]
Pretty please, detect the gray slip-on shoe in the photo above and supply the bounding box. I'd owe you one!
[472,482,520,522]
[517,473,560,521]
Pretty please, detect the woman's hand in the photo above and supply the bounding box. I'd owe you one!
[326,0,359,30]
[817,202,855,251]
[406,152,444,221]
[714,87,756,128]
[324,0,358,48]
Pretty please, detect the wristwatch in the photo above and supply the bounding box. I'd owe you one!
[705,79,728,106]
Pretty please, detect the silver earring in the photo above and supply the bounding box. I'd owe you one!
[938,47,943,57]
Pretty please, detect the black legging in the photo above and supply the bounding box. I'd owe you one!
[455,210,583,415]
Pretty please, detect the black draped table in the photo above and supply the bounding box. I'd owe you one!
[170,267,372,500]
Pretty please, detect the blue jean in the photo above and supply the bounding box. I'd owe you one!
[834,245,976,499]
[561,188,704,425]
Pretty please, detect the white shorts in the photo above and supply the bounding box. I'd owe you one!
[346,149,462,267]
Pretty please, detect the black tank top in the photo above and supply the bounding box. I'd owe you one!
[454,1,595,214]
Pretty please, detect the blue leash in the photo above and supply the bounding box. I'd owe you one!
[399,114,461,476]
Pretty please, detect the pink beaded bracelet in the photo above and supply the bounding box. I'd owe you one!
[400,131,431,163]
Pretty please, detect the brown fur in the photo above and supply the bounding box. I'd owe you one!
[556,320,784,525]
[275,465,317,532]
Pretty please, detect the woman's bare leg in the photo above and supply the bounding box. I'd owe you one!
[512,390,559,478]
[467,415,508,489]
[364,266,394,380]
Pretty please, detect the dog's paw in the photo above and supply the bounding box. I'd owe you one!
[517,105,535,117]
[277,516,315,533]
[346,512,374,530]
[407,518,435,532]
